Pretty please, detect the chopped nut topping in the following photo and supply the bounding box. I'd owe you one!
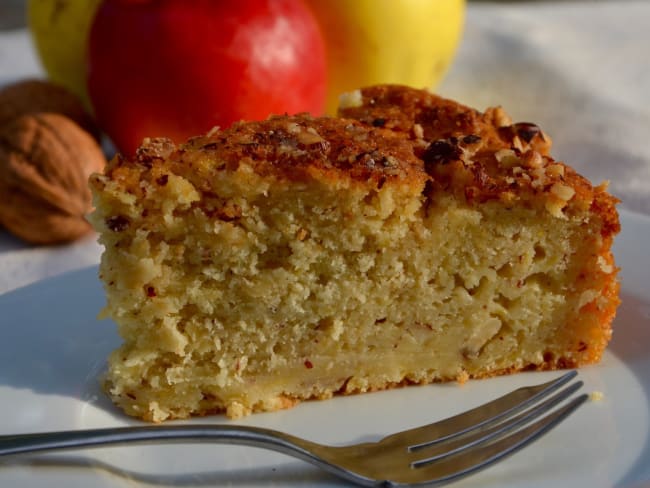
[494,149,520,168]
[597,256,614,274]
[286,122,301,134]
[422,139,463,166]
[595,181,610,192]
[545,196,567,217]
[412,123,424,140]
[531,167,547,187]
[338,89,363,109]
[296,228,309,241]
[136,137,175,166]
[492,107,513,127]
[522,151,543,169]
[297,130,325,146]
[546,163,565,178]
[513,122,542,143]
[205,126,220,137]
[550,182,576,202]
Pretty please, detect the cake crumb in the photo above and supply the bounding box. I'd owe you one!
[226,401,250,419]
[456,370,470,384]
[590,390,605,402]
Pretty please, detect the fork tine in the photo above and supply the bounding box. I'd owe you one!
[381,371,577,448]
[408,380,583,463]
[388,393,588,486]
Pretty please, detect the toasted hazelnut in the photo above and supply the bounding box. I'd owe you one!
[550,182,576,202]
[487,106,513,128]
[296,129,325,146]
[286,122,301,134]
[494,149,520,168]
[0,113,106,244]
[545,196,567,218]
[531,167,547,186]
[522,150,543,169]
[136,137,176,166]
[423,139,463,166]
[338,89,363,109]
[512,135,524,152]
[512,122,542,143]
[546,163,565,178]
[597,256,614,274]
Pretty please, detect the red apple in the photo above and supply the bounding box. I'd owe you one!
[87,0,326,156]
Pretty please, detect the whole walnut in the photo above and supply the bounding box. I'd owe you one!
[0,113,106,244]
[0,79,100,141]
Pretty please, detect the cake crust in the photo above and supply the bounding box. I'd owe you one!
[99,85,619,240]
[339,85,619,235]
[101,114,429,199]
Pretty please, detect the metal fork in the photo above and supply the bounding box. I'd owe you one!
[1,371,587,486]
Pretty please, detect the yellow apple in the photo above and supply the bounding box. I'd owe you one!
[27,0,102,110]
[306,0,465,114]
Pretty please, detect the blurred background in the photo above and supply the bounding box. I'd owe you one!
[0,0,24,29]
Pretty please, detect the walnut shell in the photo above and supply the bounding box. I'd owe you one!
[0,113,106,244]
[0,79,100,141]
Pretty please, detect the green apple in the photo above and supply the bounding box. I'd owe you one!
[27,0,102,110]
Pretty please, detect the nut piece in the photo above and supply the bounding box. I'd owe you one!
[494,148,520,168]
[338,89,363,109]
[0,79,100,140]
[0,113,106,244]
[550,182,576,202]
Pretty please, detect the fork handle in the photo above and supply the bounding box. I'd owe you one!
[0,425,322,462]
[1,425,374,486]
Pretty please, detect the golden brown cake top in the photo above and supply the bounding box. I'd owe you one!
[95,85,619,238]
[339,85,619,236]
[99,113,430,198]
[338,84,552,154]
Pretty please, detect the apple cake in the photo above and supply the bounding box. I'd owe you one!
[89,85,620,422]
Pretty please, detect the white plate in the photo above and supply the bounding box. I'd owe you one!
[1,209,649,488]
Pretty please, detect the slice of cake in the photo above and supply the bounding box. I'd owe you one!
[89,85,619,422]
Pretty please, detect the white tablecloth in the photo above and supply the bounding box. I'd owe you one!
[1,0,649,295]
